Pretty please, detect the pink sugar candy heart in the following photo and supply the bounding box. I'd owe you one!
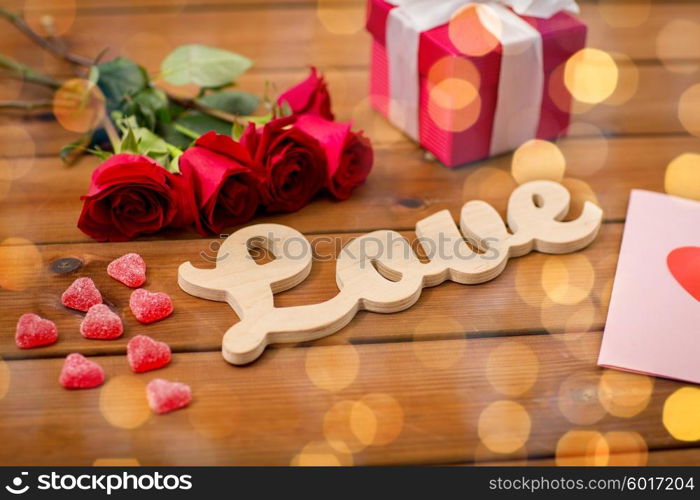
[127,335,171,373]
[80,304,124,340]
[146,378,191,414]
[107,253,146,288]
[61,277,102,312]
[129,289,173,324]
[15,313,58,349]
[59,353,104,389]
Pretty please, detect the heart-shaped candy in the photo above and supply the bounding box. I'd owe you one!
[667,246,700,301]
[129,289,173,324]
[80,304,124,340]
[127,335,171,373]
[15,313,58,349]
[59,353,105,389]
[146,378,191,414]
[61,277,102,312]
[108,253,146,288]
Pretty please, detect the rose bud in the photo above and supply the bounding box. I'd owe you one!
[276,67,334,121]
[77,154,194,242]
[294,115,373,200]
[179,131,261,235]
[241,117,326,213]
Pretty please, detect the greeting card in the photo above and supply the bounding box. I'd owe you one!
[598,190,700,384]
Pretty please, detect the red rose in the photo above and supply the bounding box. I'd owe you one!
[78,154,194,241]
[276,67,334,121]
[179,131,261,235]
[241,117,326,213]
[294,115,373,200]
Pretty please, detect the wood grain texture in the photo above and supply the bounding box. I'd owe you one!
[0,332,688,466]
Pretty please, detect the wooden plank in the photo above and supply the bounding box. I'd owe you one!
[1,133,696,243]
[0,222,618,359]
[0,332,689,465]
[2,2,699,74]
[474,447,700,466]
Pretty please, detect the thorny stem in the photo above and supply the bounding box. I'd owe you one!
[0,55,60,88]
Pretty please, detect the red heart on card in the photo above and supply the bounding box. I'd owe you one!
[667,247,700,301]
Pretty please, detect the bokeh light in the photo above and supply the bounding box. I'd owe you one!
[556,430,609,466]
[290,441,353,466]
[0,125,36,181]
[485,342,538,397]
[427,56,482,132]
[598,370,653,418]
[603,53,639,106]
[604,431,648,466]
[99,375,151,430]
[478,400,531,454]
[540,297,597,337]
[316,1,365,35]
[0,237,43,291]
[514,254,548,308]
[462,167,517,217]
[53,79,106,134]
[664,153,700,201]
[678,84,700,138]
[656,20,700,74]
[564,49,619,104]
[560,178,602,220]
[356,393,403,447]
[324,400,371,454]
[448,4,501,57]
[663,387,700,442]
[412,318,466,370]
[541,254,595,306]
[305,344,359,392]
[0,357,9,401]
[511,139,566,185]
[24,0,76,36]
[557,371,606,425]
[561,124,608,178]
[598,0,650,28]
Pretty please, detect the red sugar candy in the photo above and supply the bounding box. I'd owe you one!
[129,289,173,324]
[15,313,58,349]
[107,253,146,288]
[127,335,171,373]
[146,378,191,414]
[61,277,102,312]
[59,353,105,389]
[80,304,123,340]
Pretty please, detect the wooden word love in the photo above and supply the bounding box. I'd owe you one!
[178,180,603,365]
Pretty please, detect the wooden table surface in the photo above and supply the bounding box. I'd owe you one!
[1,0,700,466]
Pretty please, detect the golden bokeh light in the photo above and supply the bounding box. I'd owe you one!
[511,139,566,185]
[598,370,654,419]
[478,400,531,454]
[541,254,595,306]
[603,53,639,106]
[604,431,648,466]
[0,125,36,181]
[664,153,700,201]
[556,430,609,466]
[188,388,239,438]
[514,254,547,308]
[564,49,618,104]
[305,344,359,392]
[462,167,517,218]
[540,297,596,336]
[53,79,106,134]
[93,458,140,466]
[678,84,700,138]
[558,371,606,425]
[324,400,372,454]
[663,387,700,442]
[357,393,404,447]
[560,178,601,220]
[486,342,538,397]
[448,4,501,57]
[656,20,700,74]
[99,375,151,430]
[598,0,650,28]
[0,357,10,401]
[290,441,353,466]
[427,56,482,132]
[317,2,365,35]
[412,318,466,370]
[0,237,43,291]
[24,0,76,36]
[430,78,478,111]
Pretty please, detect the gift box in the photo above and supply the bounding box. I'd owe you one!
[365,0,587,168]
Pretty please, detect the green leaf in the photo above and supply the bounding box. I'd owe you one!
[175,111,231,136]
[132,88,170,129]
[232,121,245,141]
[160,44,252,88]
[197,90,259,116]
[119,127,139,154]
[242,112,273,126]
[97,57,149,111]
[157,122,194,150]
[88,65,100,85]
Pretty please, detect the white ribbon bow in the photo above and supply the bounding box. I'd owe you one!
[383,0,579,157]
